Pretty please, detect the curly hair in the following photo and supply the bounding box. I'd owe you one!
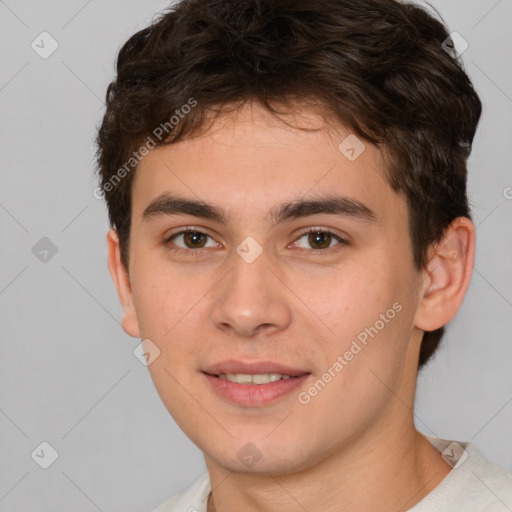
[94,0,482,368]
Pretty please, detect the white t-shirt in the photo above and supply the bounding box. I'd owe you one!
[153,437,512,511]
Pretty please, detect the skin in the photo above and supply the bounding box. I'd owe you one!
[107,101,475,511]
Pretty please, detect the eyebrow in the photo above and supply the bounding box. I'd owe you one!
[141,193,377,226]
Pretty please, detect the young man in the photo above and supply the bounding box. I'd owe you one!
[95,0,512,510]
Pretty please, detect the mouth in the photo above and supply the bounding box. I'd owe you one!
[205,372,301,384]
[201,360,311,406]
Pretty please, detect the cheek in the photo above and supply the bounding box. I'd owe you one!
[130,260,214,378]
[295,257,412,381]
[136,275,203,422]
[290,260,399,337]
[130,257,202,339]
[145,357,203,443]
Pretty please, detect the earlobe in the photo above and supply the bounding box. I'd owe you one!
[106,229,141,338]
[414,217,475,332]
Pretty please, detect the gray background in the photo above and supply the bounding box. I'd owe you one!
[0,0,511,510]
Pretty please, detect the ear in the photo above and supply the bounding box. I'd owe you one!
[414,217,475,332]
[106,229,141,338]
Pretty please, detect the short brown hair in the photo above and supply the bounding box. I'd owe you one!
[94,0,482,367]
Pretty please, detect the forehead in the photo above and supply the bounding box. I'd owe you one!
[131,102,403,226]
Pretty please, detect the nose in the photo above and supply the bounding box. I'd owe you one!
[210,247,292,338]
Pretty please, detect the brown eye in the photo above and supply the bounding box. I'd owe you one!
[293,229,347,251]
[308,231,333,249]
[182,231,207,248]
[165,229,219,252]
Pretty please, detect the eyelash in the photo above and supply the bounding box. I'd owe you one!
[162,227,348,256]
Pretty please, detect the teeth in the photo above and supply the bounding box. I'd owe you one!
[234,373,253,384]
[219,373,292,384]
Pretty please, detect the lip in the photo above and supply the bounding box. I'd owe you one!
[202,359,311,407]
[202,359,310,377]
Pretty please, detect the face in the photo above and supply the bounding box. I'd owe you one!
[116,102,426,475]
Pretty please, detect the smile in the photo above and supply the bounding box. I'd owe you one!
[203,372,310,406]
[216,373,293,384]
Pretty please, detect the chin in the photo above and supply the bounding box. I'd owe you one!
[212,454,306,476]
[202,436,320,476]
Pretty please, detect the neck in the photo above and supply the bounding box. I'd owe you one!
[205,415,450,512]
